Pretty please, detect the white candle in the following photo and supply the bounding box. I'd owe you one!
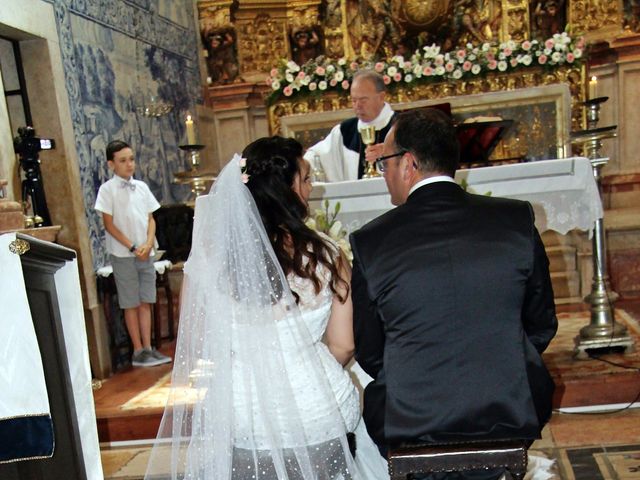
[589,76,598,99]
[186,115,196,145]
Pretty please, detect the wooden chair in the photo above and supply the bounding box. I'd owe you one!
[388,440,528,480]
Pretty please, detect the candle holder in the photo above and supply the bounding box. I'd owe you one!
[174,144,216,202]
[570,98,634,359]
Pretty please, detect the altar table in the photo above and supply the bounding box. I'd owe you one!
[308,157,602,236]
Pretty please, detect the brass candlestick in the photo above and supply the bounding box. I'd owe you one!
[570,96,634,358]
[359,125,380,178]
[174,144,217,203]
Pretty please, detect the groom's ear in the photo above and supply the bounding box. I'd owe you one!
[401,152,417,182]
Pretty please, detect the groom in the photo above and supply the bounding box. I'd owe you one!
[350,109,558,479]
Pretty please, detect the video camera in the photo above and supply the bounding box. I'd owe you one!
[13,126,55,163]
[13,126,56,227]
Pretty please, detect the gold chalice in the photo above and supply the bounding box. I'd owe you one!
[359,125,380,178]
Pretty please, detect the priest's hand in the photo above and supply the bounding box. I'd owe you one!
[364,143,385,165]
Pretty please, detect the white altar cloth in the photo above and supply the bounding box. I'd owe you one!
[309,157,602,235]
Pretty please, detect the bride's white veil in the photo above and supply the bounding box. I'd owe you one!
[145,154,359,479]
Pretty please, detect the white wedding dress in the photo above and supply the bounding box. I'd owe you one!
[232,256,389,479]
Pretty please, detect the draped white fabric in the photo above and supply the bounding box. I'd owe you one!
[145,155,360,479]
[0,233,50,421]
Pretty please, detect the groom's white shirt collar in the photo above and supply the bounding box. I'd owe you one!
[409,176,456,196]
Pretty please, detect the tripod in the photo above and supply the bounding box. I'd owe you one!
[20,161,52,227]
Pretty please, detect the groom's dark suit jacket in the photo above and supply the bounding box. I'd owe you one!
[350,181,557,448]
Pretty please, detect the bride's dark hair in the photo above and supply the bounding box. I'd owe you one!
[242,136,349,302]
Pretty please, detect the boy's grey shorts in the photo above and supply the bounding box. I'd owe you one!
[110,255,156,309]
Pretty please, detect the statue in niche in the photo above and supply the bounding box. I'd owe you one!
[624,0,640,31]
[202,25,240,84]
[290,26,322,65]
[531,0,566,39]
[347,0,404,59]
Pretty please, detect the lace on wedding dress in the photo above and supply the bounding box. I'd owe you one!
[144,154,360,479]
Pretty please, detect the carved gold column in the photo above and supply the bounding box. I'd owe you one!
[500,0,530,42]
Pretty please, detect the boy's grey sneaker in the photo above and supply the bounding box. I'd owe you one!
[132,349,164,367]
[146,348,172,365]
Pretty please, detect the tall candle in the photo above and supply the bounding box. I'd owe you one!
[186,115,196,145]
[588,76,598,100]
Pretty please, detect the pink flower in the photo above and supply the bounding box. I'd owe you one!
[383,75,391,85]
[545,39,554,50]
[488,59,498,70]
[566,52,575,63]
[538,54,548,65]
[404,61,413,70]
[435,56,444,66]
[315,66,326,75]
[241,173,249,184]
[422,66,433,76]
[239,157,247,168]
[341,80,350,89]
[510,57,518,67]
[375,62,385,73]
[462,61,472,71]
[270,68,278,77]
[283,85,293,96]
[445,61,455,72]
[296,71,305,80]
[393,72,402,82]
[329,78,337,87]
[456,49,466,60]
[350,62,359,70]
[265,77,272,86]
[522,41,532,51]
[503,47,512,56]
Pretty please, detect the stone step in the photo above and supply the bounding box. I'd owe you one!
[550,270,580,300]
[546,245,577,273]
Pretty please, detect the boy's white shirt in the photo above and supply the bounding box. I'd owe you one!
[94,175,161,258]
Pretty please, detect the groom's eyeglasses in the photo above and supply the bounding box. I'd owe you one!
[375,151,407,173]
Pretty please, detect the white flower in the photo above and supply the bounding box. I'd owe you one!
[329,220,343,239]
[481,42,491,52]
[435,65,445,75]
[387,66,397,76]
[522,54,532,66]
[285,73,294,83]
[271,79,281,90]
[326,64,335,73]
[404,74,413,82]
[452,69,462,79]
[308,82,317,91]
[286,60,300,72]
[423,44,440,57]
[573,48,583,58]
[471,64,481,74]
[305,217,317,230]
[318,80,327,90]
[551,51,562,63]
[335,70,344,81]
[498,60,507,71]
[413,64,423,76]
[338,58,347,66]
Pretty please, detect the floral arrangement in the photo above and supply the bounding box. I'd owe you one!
[305,200,353,263]
[266,32,585,104]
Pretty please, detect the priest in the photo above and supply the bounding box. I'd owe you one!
[304,70,395,182]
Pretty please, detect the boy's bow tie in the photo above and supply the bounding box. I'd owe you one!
[120,180,136,191]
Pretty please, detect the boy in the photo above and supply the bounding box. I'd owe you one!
[95,140,171,367]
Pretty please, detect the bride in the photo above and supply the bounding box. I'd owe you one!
[145,136,389,479]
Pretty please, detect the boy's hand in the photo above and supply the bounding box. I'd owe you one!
[135,243,152,261]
